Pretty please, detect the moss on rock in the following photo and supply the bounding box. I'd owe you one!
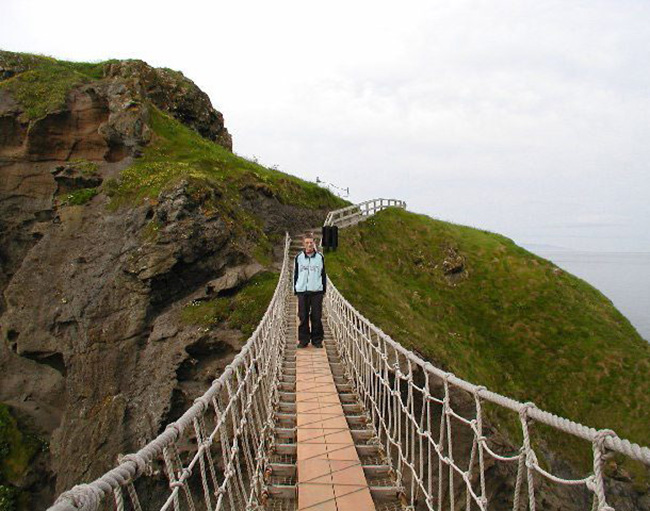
[0,51,105,120]
[182,271,279,336]
[0,404,41,511]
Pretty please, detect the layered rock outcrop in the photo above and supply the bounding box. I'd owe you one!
[104,60,232,151]
[0,51,323,509]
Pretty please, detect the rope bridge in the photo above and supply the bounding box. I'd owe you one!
[48,201,650,511]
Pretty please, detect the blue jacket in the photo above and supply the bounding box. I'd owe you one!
[293,251,327,294]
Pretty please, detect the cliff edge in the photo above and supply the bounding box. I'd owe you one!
[0,50,344,510]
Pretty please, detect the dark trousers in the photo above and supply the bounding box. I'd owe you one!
[297,292,324,346]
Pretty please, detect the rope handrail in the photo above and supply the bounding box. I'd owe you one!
[323,200,650,510]
[48,233,293,511]
[325,278,650,463]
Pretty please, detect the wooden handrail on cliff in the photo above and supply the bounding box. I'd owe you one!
[323,198,406,228]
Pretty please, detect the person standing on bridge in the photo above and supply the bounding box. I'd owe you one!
[294,234,327,348]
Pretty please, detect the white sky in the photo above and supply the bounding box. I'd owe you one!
[2,0,649,251]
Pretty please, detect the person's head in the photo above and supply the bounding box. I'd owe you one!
[303,234,315,254]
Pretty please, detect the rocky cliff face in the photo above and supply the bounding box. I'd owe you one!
[0,51,330,509]
[103,60,232,151]
[0,53,232,317]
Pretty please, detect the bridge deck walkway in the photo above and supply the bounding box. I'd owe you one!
[289,237,377,511]
[295,340,376,510]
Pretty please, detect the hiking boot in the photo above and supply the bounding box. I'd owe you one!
[297,342,308,349]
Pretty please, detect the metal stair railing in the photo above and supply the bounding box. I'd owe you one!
[48,233,293,511]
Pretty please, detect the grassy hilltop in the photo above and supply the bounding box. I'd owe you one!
[0,51,107,119]
[0,50,345,207]
[326,208,649,477]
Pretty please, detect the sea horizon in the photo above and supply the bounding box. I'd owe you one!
[524,246,650,342]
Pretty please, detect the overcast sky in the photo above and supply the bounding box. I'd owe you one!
[2,0,649,251]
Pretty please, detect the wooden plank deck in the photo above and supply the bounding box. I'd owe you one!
[295,343,376,511]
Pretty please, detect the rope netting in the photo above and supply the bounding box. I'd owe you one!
[48,234,293,511]
[325,278,650,511]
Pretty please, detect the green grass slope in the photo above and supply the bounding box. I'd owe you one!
[181,271,279,336]
[0,51,106,120]
[326,208,649,473]
[105,106,346,263]
[106,105,344,212]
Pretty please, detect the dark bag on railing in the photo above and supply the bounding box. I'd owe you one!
[322,226,331,248]
[322,226,339,250]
